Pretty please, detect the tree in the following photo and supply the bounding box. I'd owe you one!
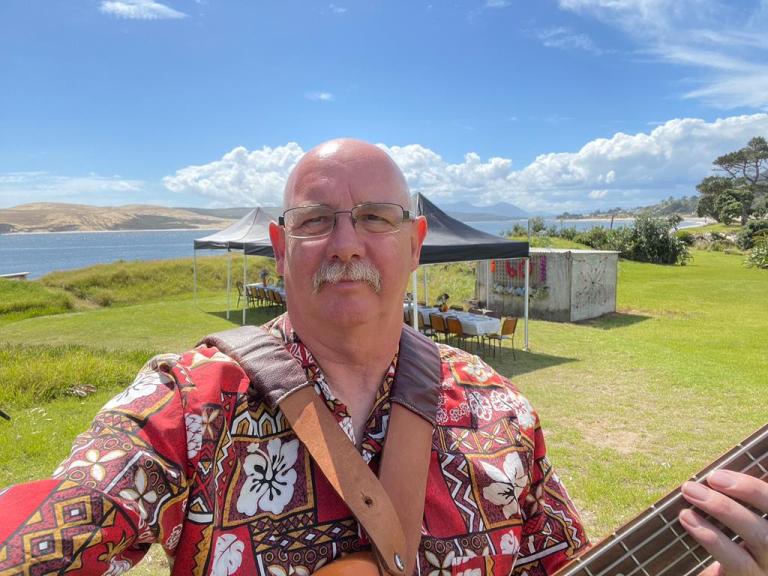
[698,137,768,225]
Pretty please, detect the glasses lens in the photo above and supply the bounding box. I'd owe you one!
[352,203,404,233]
[285,206,335,237]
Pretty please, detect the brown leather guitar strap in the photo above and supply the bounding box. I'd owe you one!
[200,323,441,576]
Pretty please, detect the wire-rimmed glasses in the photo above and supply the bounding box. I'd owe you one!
[279,202,412,239]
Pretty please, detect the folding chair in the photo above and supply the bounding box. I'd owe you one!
[486,317,518,359]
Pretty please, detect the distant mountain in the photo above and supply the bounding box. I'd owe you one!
[441,200,530,221]
[0,203,235,234]
[181,206,281,219]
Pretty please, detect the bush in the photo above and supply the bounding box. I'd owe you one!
[556,226,580,241]
[572,216,690,265]
[676,230,695,246]
[574,226,633,255]
[745,238,768,269]
[736,221,768,250]
[628,214,691,265]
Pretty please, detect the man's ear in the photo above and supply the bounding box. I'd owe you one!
[410,216,427,271]
[269,221,286,276]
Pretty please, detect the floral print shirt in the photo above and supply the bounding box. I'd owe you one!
[0,313,587,576]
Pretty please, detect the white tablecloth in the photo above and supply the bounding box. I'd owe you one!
[247,283,286,298]
[435,311,500,336]
[404,305,500,336]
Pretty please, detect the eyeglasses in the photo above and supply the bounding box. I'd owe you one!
[279,202,412,239]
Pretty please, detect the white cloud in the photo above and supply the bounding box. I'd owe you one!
[533,27,602,54]
[485,0,511,7]
[99,0,187,20]
[162,143,304,206]
[0,172,147,207]
[558,0,768,109]
[160,114,768,213]
[328,4,347,14]
[305,91,335,102]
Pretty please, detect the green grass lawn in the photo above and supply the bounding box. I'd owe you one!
[0,249,766,572]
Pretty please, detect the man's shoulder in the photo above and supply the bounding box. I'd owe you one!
[434,343,538,432]
[142,343,252,397]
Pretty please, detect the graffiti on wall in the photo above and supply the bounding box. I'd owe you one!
[490,255,549,300]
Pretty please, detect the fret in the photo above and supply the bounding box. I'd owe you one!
[746,448,767,475]
[618,540,650,576]
[551,424,768,576]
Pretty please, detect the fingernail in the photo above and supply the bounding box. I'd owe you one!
[679,508,701,529]
[708,469,736,489]
[682,481,710,502]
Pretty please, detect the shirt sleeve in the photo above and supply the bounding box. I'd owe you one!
[515,412,590,575]
[0,355,191,575]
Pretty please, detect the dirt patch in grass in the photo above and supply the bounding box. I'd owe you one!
[580,427,644,455]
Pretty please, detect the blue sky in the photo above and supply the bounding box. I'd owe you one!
[1,0,767,213]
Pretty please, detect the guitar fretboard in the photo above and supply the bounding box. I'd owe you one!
[554,424,768,576]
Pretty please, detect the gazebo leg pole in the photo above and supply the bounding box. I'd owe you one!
[411,270,418,331]
[226,251,231,320]
[524,256,530,351]
[193,249,198,306]
[242,251,247,325]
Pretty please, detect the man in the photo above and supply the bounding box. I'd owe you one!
[0,139,764,576]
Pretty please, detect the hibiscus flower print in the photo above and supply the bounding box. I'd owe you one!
[102,372,161,410]
[462,359,491,383]
[500,530,520,555]
[237,438,299,516]
[480,452,528,519]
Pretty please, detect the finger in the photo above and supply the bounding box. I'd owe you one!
[707,470,768,517]
[681,478,768,567]
[679,508,760,575]
[697,560,724,576]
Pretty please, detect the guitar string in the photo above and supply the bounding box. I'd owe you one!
[593,449,767,576]
[553,430,768,576]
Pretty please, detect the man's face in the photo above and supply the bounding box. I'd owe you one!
[270,142,426,330]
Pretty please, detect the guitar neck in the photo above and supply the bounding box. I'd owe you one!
[554,424,768,576]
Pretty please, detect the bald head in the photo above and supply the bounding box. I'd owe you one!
[283,139,410,209]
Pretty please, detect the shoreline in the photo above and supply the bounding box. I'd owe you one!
[1,227,224,236]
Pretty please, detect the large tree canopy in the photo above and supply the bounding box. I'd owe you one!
[697,137,768,224]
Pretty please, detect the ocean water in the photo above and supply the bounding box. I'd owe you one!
[0,229,215,279]
[1,219,704,279]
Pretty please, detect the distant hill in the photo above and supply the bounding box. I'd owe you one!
[442,201,530,221]
[181,206,281,220]
[0,203,236,234]
[556,196,700,220]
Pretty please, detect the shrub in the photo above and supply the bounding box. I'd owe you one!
[628,214,691,265]
[530,217,546,234]
[745,238,768,269]
[573,216,690,265]
[574,226,633,255]
[736,221,768,250]
[676,230,695,246]
[556,226,580,241]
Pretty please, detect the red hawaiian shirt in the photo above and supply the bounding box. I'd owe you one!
[0,313,587,575]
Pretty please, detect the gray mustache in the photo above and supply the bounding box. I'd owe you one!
[312,260,382,294]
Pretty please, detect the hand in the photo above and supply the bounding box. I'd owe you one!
[679,470,768,575]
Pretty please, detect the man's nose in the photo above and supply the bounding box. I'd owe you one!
[327,212,366,262]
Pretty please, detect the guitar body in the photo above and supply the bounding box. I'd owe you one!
[313,552,380,575]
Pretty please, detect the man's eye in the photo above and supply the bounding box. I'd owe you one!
[360,213,387,222]
[301,215,331,226]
